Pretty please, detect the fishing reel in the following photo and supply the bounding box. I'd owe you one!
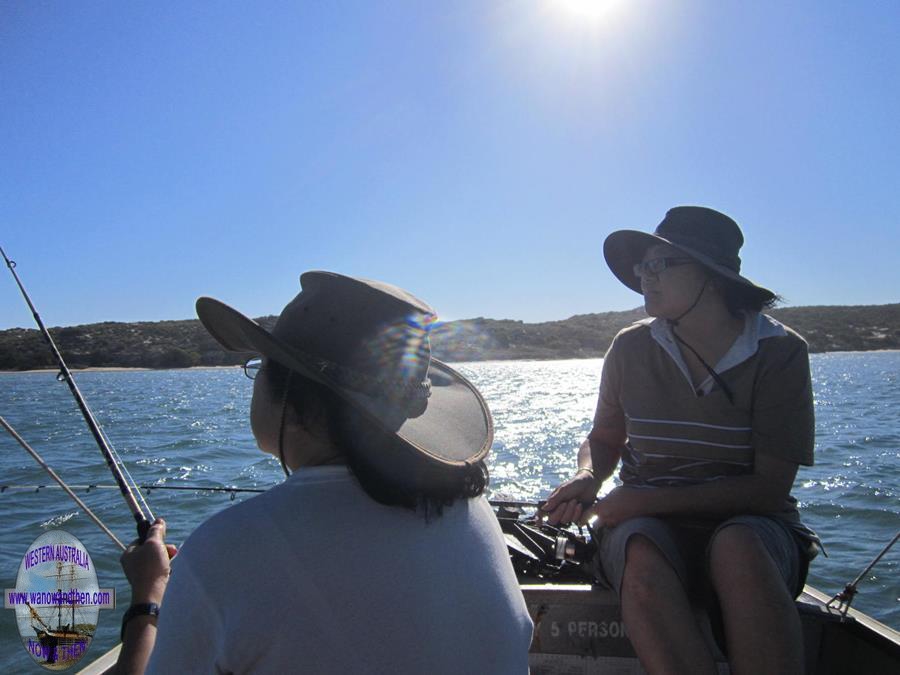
[554,531,596,564]
[493,501,598,583]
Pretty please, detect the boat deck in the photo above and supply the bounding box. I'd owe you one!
[76,584,898,674]
[522,583,900,674]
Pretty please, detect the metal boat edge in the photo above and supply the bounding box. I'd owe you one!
[75,583,898,675]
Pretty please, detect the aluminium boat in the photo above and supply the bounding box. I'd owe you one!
[74,503,899,675]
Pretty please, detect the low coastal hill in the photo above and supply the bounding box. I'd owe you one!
[1,304,898,371]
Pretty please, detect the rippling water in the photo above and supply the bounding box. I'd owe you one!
[1,352,897,671]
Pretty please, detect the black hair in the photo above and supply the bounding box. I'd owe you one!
[711,274,780,315]
[263,359,488,516]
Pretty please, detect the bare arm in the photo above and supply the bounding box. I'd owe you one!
[116,520,177,675]
[542,424,625,524]
[584,424,623,482]
[585,453,799,527]
[542,336,628,525]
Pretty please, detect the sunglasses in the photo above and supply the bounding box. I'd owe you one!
[632,257,695,278]
[242,357,263,380]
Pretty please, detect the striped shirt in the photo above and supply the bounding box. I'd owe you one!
[596,313,817,541]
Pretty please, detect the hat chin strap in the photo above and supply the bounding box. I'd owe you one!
[668,277,710,327]
[278,370,292,477]
[666,278,735,405]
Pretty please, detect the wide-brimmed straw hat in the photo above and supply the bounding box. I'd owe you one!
[196,271,492,467]
[603,206,775,303]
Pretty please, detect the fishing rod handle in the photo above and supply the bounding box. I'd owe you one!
[136,514,152,544]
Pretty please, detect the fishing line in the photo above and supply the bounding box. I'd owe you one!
[0,416,126,551]
[111,448,155,517]
[0,482,546,510]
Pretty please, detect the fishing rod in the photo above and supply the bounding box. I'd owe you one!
[828,529,900,619]
[0,484,268,494]
[1,473,598,576]
[0,483,267,503]
[1,245,154,540]
[0,482,546,510]
[0,416,126,551]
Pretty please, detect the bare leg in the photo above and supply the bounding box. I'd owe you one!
[708,525,803,675]
[620,535,717,675]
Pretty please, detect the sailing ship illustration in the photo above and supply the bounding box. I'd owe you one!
[24,559,95,667]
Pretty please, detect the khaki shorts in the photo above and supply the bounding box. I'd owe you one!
[593,515,808,600]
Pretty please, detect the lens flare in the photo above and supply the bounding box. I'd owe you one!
[358,312,437,381]
[429,319,502,363]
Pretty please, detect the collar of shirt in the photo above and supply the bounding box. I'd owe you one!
[285,464,351,484]
[640,312,787,395]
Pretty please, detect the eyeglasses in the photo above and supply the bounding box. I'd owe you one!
[633,257,695,279]
[243,357,263,380]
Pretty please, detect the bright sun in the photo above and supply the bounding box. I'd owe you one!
[554,0,619,20]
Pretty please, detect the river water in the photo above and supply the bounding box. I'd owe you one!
[1,352,897,671]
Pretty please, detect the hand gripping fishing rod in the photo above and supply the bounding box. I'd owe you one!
[1,245,154,540]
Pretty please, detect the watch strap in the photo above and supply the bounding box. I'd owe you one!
[121,602,160,641]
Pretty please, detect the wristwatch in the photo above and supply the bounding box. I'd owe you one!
[121,602,160,641]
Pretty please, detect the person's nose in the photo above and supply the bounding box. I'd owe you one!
[640,274,658,293]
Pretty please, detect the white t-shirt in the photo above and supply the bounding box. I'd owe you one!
[147,466,533,674]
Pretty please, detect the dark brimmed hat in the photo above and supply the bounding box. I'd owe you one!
[195,271,492,467]
[603,206,775,303]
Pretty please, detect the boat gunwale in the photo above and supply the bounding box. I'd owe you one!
[73,584,899,674]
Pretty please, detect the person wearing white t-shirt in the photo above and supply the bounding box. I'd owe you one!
[117,271,533,675]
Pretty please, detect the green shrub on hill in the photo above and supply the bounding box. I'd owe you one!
[0,304,897,371]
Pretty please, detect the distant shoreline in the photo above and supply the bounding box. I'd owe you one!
[2,303,898,370]
[2,350,898,375]
[0,365,239,374]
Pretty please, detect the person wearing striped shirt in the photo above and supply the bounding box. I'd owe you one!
[543,206,818,675]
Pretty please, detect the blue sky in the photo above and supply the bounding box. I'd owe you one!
[2,1,898,330]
